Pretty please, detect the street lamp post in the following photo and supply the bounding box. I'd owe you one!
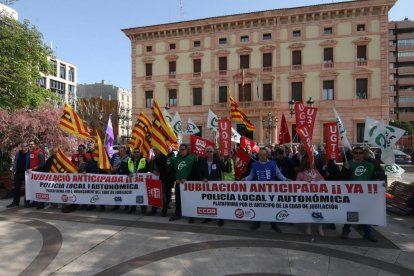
[262,112,278,145]
[289,97,315,117]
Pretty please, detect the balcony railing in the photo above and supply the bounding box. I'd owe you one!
[292,64,302,70]
[263,67,272,72]
[145,76,152,81]
[357,59,367,66]
[323,61,333,68]
[169,72,176,79]
[219,70,227,76]
[193,72,201,78]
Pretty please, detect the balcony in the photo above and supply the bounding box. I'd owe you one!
[145,76,152,81]
[262,67,272,72]
[193,72,201,78]
[169,72,176,79]
[219,70,227,76]
[323,61,334,68]
[292,64,302,71]
[356,59,367,66]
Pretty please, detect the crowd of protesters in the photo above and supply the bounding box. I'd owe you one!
[6,139,386,242]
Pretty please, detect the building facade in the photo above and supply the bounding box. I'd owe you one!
[389,18,414,124]
[123,0,395,145]
[77,81,132,143]
[39,57,77,107]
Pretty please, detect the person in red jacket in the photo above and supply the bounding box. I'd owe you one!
[28,141,46,209]
[71,144,91,167]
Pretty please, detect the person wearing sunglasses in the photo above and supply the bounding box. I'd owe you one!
[340,146,377,242]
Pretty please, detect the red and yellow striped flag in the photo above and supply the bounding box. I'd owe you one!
[229,95,256,131]
[94,131,111,171]
[59,103,90,139]
[128,112,152,157]
[50,147,78,173]
[151,99,177,155]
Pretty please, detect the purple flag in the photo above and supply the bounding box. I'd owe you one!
[105,114,115,158]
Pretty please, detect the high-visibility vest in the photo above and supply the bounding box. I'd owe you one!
[222,158,235,180]
[128,157,147,173]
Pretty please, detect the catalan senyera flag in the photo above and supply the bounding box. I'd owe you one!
[59,103,90,139]
[151,99,178,155]
[94,131,111,171]
[128,112,152,157]
[50,147,78,173]
[229,95,255,131]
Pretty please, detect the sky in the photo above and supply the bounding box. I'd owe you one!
[10,0,414,91]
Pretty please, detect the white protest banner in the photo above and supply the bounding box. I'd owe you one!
[25,172,161,206]
[181,181,386,225]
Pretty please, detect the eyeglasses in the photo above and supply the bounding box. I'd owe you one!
[179,148,186,151]
[134,151,140,154]
[353,151,363,154]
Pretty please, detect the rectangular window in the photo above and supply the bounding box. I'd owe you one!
[263,83,272,101]
[240,55,249,69]
[357,123,365,143]
[324,48,333,62]
[169,89,177,106]
[357,24,365,32]
[219,38,227,45]
[292,50,302,69]
[50,80,65,94]
[194,40,201,48]
[193,59,201,73]
[68,67,75,82]
[145,91,153,108]
[356,78,368,99]
[38,77,46,88]
[145,63,152,76]
[238,83,251,102]
[324,27,333,35]
[50,60,57,76]
[263,53,272,68]
[291,82,302,101]
[219,86,227,103]
[293,30,301,37]
[263,33,272,40]
[169,61,176,76]
[146,46,152,52]
[169,43,176,50]
[193,88,202,105]
[60,63,66,79]
[219,56,227,71]
[357,45,367,60]
[323,80,334,100]
[240,35,249,43]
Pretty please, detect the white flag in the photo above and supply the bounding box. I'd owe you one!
[364,117,379,142]
[231,127,241,143]
[164,108,173,125]
[207,109,219,130]
[333,108,352,150]
[384,163,405,181]
[171,112,183,134]
[185,118,200,134]
[366,119,405,165]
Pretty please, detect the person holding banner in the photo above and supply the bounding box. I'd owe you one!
[363,145,386,183]
[149,147,168,216]
[273,147,296,181]
[340,146,378,242]
[197,146,227,226]
[111,145,131,211]
[128,148,150,214]
[169,144,198,223]
[244,148,289,232]
[296,154,325,236]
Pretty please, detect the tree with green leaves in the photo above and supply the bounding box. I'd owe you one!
[390,120,414,135]
[0,15,54,110]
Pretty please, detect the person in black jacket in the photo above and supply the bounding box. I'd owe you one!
[273,147,296,180]
[197,146,227,226]
[148,147,168,216]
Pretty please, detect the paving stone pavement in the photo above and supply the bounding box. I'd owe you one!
[0,198,413,276]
